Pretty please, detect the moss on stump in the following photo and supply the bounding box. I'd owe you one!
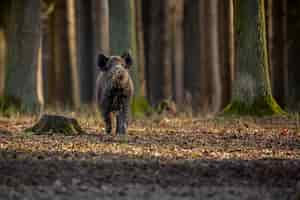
[223,95,286,116]
[26,114,85,135]
[131,96,153,117]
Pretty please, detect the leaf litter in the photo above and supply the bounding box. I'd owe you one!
[0,115,299,199]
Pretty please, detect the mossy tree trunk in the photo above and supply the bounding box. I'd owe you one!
[223,0,284,116]
[4,0,42,112]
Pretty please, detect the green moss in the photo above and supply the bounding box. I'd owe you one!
[0,95,40,116]
[0,95,22,116]
[222,95,286,116]
[157,99,177,115]
[131,96,153,118]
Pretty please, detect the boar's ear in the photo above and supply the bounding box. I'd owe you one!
[122,52,133,69]
[97,53,109,71]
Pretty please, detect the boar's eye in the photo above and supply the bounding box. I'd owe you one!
[121,52,133,69]
[97,53,109,71]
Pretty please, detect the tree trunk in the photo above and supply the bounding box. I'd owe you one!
[53,0,73,107]
[183,0,202,112]
[208,0,222,113]
[0,30,6,97]
[41,0,56,106]
[95,0,110,55]
[92,0,110,103]
[4,0,42,112]
[223,0,284,116]
[142,0,151,102]
[145,0,173,106]
[198,0,222,114]
[286,0,300,110]
[0,1,8,98]
[199,0,212,113]
[75,0,94,104]
[171,0,184,107]
[218,0,233,109]
[282,1,288,110]
[67,0,80,108]
[109,0,140,95]
[266,0,286,107]
[135,0,146,97]
[37,36,44,111]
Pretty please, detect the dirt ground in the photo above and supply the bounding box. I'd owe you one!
[0,115,299,199]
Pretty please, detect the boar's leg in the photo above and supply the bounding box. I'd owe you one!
[102,110,112,134]
[116,102,129,135]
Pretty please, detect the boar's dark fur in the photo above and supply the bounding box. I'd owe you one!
[96,52,134,134]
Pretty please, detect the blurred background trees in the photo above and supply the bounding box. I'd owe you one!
[0,0,300,115]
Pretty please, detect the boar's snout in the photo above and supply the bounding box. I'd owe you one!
[116,72,124,81]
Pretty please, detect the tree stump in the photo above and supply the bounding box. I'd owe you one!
[26,114,85,135]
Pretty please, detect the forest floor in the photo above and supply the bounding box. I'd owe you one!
[0,113,299,199]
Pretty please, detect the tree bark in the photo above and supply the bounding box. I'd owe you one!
[0,1,9,98]
[75,0,94,104]
[199,0,212,113]
[4,0,42,112]
[286,0,300,110]
[282,0,288,109]
[229,0,235,96]
[37,37,44,111]
[67,0,80,108]
[183,0,202,112]
[224,0,284,116]
[26,114,85,135]
[0,30,5,97]
[171,0,184,107]
[109,0,139,96]
[142,0,151,102]
[146,0,173,106]
[41,0,56,106]
[96,0,110,55]
[53,0,73,107]
[92,0,110,103]
[266,0,286,107]
[198,0,222,113]
[218,0,233,109]
[135,0,146,97]
[208,0,222,113]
